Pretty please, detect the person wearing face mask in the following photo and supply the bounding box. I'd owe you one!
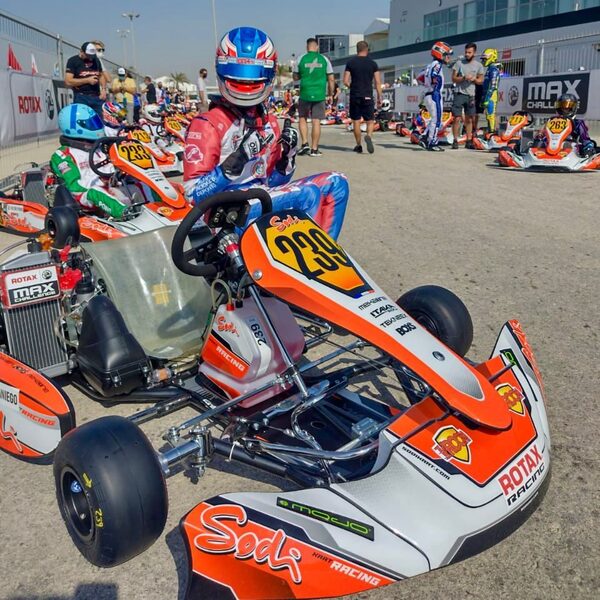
[92,40,111,99]
[450,42,484,149]
[111,67,138,123]
[65,42,109,115]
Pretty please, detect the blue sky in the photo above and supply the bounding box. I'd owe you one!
[2,0,390,80]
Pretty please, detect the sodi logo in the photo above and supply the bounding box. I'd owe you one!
[522,73,589,114]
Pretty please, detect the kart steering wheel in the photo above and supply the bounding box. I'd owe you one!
[88,137,123,178]
[171,188,272,277]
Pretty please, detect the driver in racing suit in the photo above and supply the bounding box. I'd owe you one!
[183,27,349,240]
[416,41,453,151]
[50,103,148,218]
[480,48,502,135]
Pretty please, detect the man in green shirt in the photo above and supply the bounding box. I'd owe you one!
[293,37,335,156]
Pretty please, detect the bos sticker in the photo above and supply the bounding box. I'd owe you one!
[263,213,373,298]
[116,141,153,169]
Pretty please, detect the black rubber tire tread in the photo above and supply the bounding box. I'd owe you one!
[45,205,80,248]
[53,415,168,567]
[396,284,473,357]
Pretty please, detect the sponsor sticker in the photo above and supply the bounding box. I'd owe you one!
[495,383,525,416]
[2,266,60,308]
[432,426,472,464]
[0,382,20,411]
[497,445,544,506]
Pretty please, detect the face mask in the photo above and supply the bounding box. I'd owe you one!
[97,50,104,57]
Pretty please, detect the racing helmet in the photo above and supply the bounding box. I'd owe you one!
[381,98,392,111]
[431,41,453,62]
[481,48,498,67]
[337,102,345,111]
[102,101,126,127]
[555,93,578,117]
[216,27,277,107]
[57,103,104,141]
[142,103,163,124]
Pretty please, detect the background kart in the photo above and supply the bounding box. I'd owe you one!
[472,111,533,151]
[498,116,600,171]
[0,188,550,599]
[0,137,191,242]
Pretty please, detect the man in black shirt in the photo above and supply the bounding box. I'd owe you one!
[343,41,382,153]
[65,42,108,115]
[144,76,157,104]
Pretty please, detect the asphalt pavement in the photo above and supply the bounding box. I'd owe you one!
[0,125,598,600]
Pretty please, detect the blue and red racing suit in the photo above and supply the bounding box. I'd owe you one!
[183,100,348,239]
[417,60,444,147]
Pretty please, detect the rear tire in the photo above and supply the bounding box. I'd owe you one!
[396,285,473,357]
[45,206,80,248]
[54,415,168,567]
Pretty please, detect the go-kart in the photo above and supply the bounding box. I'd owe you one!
[118,124,184,175]
[1,136,192,241]
[472,111,533,151]
[498,116,600,171]
[0,186,550,598]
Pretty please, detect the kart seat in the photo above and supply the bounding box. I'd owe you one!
[82,226,213,359]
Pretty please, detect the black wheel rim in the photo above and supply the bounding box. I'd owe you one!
[413,312,440,338]
[61,468,94,542]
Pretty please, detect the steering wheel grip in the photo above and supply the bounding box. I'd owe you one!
[171,188,273,277]
[88,136,123,178]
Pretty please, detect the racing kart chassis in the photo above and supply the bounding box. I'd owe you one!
[0,189,550,599]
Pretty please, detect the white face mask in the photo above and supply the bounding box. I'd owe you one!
[96,50,104,57]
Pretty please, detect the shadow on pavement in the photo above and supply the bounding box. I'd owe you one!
[8,583,119,600]
[311,144,354,152]
[165,527,189,600]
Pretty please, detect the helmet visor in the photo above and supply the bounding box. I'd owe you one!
[77,113,104,131]
[216,55,275,82]
[556,99,577,114]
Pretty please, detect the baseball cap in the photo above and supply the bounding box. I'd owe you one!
[81,42,97,56]
[117,67,126,76]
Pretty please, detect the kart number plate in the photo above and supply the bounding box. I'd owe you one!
[509,114,525,126]
[422,111,431,119]
[130,129,151,143]
[116,141,153,169]
[166,117,182,131]
[263,213,372,297]
[547,117,569,134]
[442,112,451,121]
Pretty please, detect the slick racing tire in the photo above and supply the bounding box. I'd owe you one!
[45,206,80,249]
[397,285,473,357]
[54,416,168,567]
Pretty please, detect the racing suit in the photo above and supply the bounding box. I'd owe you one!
[50,138,149,218]
[417,60,444,148]
[183,100,348,240]
[482,62,501,133]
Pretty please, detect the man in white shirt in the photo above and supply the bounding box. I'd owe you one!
[197,68,208,113]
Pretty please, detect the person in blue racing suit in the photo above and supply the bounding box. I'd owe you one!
[416,41,453,151]
[183,27,349,240]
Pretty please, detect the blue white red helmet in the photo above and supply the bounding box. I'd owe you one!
[216,27,277,107]
[58,103,104,141]
[101,101,126,127]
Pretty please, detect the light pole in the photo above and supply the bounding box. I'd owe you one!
[122,12,140,73]
[211,0,218,47]
[117,29,129,68]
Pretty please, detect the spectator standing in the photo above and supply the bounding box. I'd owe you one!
[293,37,335,157]
[111,67,137,123]
[92,40,111,98]
[197,68,209,112]
[343,41,382,154]
[156,81,165,105]
[144,76,157,104]
[451,42,484,149]
[64,42,108,115]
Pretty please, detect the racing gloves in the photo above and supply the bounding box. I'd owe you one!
[275,125,298,175]
[221,129,275,178]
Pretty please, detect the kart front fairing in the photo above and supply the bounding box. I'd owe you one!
[180,211,551,599]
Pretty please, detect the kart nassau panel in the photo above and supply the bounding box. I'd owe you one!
[240,211,510,430]
[498,146,600,171]
[0,352,75,461]
[181,321,550,600]
[108,141,186,208]
[0,198,47,234]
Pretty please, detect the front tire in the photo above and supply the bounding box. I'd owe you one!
[54,416,168,567]
[397,285,473,357]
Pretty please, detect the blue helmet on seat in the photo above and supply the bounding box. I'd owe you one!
[215,27,277,107]
[58,103,104,141]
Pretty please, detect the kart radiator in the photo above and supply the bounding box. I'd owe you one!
[0,252,69,377]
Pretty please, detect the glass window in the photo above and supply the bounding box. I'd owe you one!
[424,6,460,40]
